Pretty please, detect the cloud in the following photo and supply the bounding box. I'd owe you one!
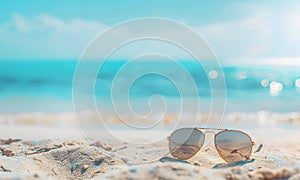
[196,9,300,65]
[0,13,220,60]
[230,57,300,66]
[276,9,300,55]
[197,12,272,60]
[0,11,300,65]
[12,13,32,33]
[0,13,107,59]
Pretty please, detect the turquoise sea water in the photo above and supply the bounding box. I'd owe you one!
[0,60,299,113]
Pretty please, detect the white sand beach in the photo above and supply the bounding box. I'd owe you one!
[0,113,299,180]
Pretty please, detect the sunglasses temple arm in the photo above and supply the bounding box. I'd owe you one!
[253,144,263,154]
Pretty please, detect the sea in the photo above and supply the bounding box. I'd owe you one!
[0,60,299,114]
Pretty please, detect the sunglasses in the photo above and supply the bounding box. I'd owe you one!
[168,128,263,163]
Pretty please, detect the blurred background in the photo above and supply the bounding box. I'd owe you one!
[0,0,300,115]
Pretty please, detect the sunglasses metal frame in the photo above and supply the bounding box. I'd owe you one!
[167,127,256,163]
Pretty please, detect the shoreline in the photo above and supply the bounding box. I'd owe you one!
[1,111,300,127]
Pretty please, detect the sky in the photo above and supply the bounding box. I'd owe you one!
[0,0,300,65]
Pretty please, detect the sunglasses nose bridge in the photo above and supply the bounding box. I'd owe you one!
[203,130,217,134]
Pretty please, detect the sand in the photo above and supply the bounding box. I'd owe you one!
[0,121,300,180]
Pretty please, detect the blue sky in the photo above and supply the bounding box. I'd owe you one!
[1,0,300,65]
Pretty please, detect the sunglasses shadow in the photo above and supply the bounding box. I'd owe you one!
[158,157,255,169]
[212,159,255,169]
[159,157,191,164]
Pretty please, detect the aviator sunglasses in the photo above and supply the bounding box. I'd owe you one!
[168,128,263,163]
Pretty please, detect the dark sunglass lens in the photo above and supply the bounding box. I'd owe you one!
[215,130,252,163]
[169,128,205,160]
